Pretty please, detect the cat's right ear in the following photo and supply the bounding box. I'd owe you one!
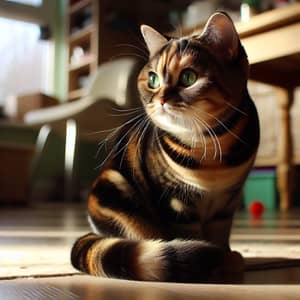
[199,12,239,60]
[141,25,168,57]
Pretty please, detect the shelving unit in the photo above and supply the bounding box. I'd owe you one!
[66,0,174,101]
[67,0,99,101]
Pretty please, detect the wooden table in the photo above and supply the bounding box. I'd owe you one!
[235,3,300,211]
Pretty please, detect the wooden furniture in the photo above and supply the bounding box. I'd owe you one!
[67,0,99,101]
[66,0,141,102]
[15,93,58,121]
[0,142,34,203]
[235,4,300,211]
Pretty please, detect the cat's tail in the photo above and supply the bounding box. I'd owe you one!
[71,233,241,282]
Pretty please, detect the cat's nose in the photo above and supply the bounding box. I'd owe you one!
[160,98,165,106]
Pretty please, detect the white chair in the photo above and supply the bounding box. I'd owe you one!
[24,57,142,200]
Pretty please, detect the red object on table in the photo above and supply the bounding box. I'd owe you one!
[249,201,265,218]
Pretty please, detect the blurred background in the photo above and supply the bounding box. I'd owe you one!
[0,0,300,211]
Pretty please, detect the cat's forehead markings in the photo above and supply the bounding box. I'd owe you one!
[179,55,194,68]
[163,41,193,72]
[168,52,179,73]
[156,42,178,75]
[177,38,189,53]
[167,41,178,60]
[168,52,194,73]
[168,41,193,73]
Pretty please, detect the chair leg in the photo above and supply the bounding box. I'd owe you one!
[31,124,52,175]
[29,124,52,196]
[64,119,77,201]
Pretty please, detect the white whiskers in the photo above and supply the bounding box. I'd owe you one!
[201,110,247,144]
[225,101,248,116]
[95,111,147,169]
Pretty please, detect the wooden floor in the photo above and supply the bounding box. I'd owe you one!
[1,203,300,299]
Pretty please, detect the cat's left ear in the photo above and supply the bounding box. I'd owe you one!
[141,25,168,58]
[199,12,239,60]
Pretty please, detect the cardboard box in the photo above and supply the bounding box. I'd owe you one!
[16,93,58,121]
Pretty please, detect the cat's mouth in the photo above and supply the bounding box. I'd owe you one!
[150,105,193,138]
[156,103,180,118]
[153,103,188,124]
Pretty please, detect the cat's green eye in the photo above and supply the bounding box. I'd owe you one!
[148,72,160,89]
[179,69,197,87]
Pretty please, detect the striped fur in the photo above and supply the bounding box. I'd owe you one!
[72,235,225,282]
[71,12,259,283]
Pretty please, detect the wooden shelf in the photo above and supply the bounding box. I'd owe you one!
[236,3,300,38]
[69,0,91,15]
[69,55,95,72]
[68,88,87,100]
[255,157,278,167]
[67,0,99,101]
[69,24,94,44]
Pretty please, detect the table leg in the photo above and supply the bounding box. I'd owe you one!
[276,88,294,211]
[64,119,78,201]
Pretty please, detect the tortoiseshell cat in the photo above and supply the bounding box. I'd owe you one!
[71,12,260,282]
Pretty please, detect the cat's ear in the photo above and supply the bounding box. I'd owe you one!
[141,25,168,57]
[199,12,239,60]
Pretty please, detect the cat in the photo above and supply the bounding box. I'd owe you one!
[71,12,260,283]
